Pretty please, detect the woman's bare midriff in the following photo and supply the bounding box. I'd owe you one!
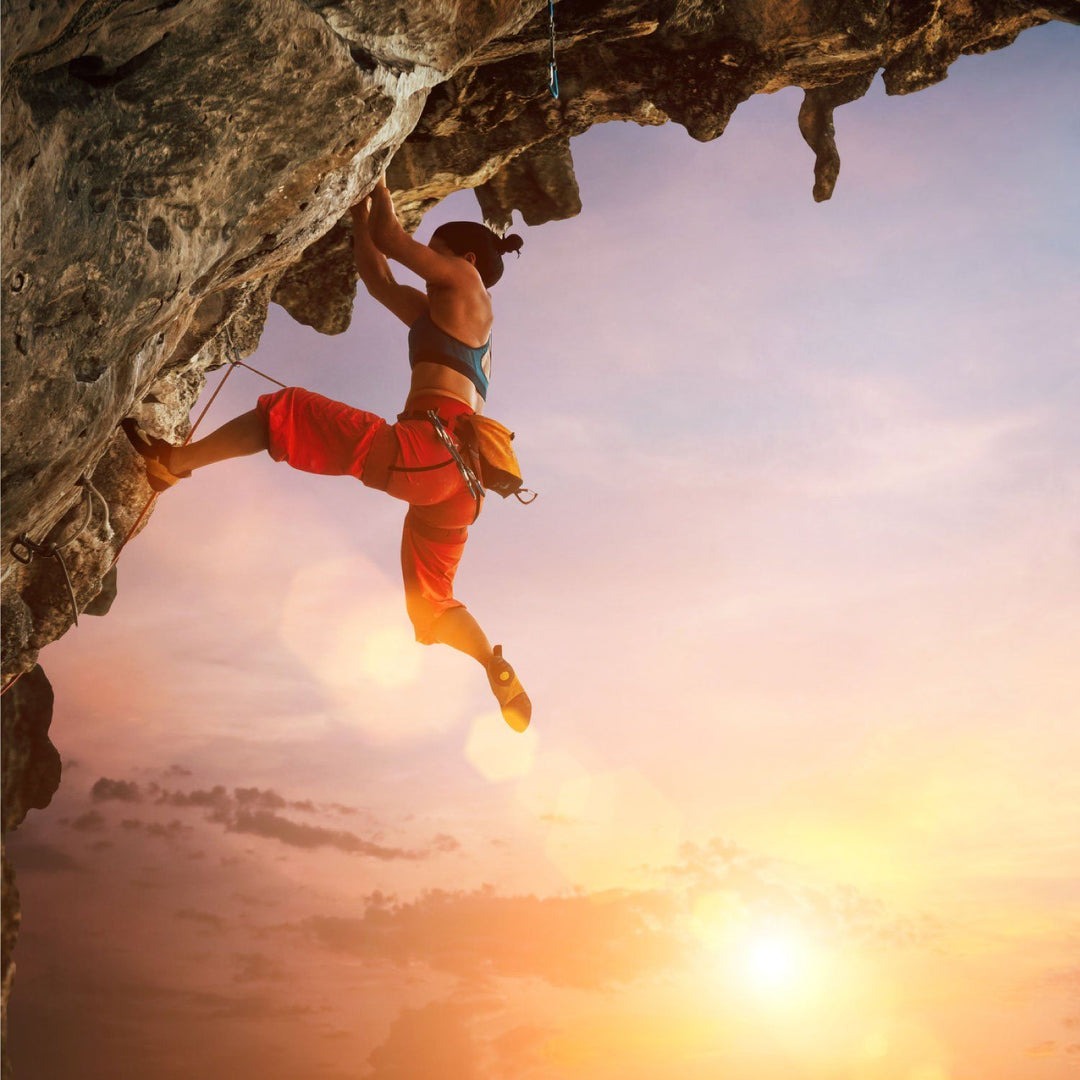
[405,362,484,414]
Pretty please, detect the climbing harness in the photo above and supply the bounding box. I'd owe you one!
[392,408,485,510]
[425,410,485,502]
[547,0,559,99]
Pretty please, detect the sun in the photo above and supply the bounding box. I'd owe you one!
[736,926,826,1003]
[744,932,802,989]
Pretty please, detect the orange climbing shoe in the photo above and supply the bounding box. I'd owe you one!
[486,645,531,733]
[120,419,189,492]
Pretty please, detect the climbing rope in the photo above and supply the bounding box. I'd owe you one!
[547,0,559,99]
[2,323,287,698]
[105,321,282,574]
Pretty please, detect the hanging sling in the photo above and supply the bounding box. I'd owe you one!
[454,413,536,503]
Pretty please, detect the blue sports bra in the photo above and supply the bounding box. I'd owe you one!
[408,311,492,400]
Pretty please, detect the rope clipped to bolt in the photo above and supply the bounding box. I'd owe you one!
[105,322,285,575]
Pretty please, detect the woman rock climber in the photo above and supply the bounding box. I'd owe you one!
[122,177,531,732]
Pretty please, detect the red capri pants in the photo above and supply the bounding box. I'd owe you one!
[256,387,482,643]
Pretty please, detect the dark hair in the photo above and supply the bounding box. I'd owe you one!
[430,221,523,288]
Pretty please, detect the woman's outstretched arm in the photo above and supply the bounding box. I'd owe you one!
[367,178,478,289]
[351,196,428,327]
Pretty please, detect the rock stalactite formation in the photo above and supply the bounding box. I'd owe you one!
[1,0,1074,1065]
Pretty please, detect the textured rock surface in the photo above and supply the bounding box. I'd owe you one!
[1,667,60,1079]
[1,0,1075,1058]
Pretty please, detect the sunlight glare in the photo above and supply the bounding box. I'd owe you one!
[359,625,422,688]
[465,711,538,781]
[279,554,472,741]
[732,924,832,1007]
[745,933,799,988]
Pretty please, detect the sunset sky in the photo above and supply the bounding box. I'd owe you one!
[7,21,1079,1080]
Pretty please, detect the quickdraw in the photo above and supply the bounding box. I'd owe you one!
[425,410,485,503]
[6,474,111,629]
[10,532,81,629]
[547,0,559,99]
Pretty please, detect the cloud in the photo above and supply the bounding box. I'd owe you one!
[300,886,681,989]
[666,838,764,880]
[228,809,422,860]
[233,787,288,811]
[666,838,939,950]
[1026,1041,1057,1058]
[232,952,285,983]
[90,778,142,803]
[158,785,232,813]
[365,1000,551,1080]
[183,990,316,1022]
[146,820,194,842]
[175,908,226,932]
[82,770,437,866]
[367,1000,483,1080]
[91,776,424,861]
[1047,965,1080,995]
[491,1024,551,1073]
[69,810,107,832]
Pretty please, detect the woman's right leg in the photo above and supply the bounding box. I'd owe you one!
[169,409,268,474]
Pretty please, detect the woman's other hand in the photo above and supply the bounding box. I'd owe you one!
[368,176,404,253]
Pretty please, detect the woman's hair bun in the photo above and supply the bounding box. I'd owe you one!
[497,233,524,256]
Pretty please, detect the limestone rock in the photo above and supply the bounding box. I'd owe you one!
[1,666,60,1078]
[476,136,582,231]
[1,667,59,835]
[272,219,359,335]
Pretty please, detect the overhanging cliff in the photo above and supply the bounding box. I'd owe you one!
[3,0,1074,685]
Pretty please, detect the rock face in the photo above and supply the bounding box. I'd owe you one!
[1,0,1073,1064]
[1,666,60,1078]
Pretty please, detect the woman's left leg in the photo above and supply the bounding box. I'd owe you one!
[428,606,493,664]
[401,507,531,732]
[170,410,268,474]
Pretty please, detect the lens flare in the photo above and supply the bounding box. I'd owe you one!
[465,711,538,781]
